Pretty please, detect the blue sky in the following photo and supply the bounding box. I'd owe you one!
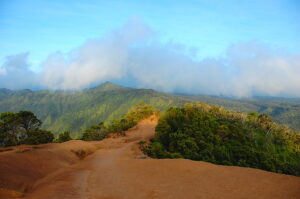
[1,0,299,67]
[0,0,300,97]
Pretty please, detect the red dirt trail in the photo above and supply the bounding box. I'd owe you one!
[1,115,300,199]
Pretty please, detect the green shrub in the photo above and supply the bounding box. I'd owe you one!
[56,131,72,143]
[145,102,300,176]
[25,130,54,145]
[81,103,155,141]
[81,122,107,141]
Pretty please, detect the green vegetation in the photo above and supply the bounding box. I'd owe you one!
[0,103,154,146]
[0,82,300,136]
[55,131,72,143]
[143,103,300,176]
[81,103,155,141]
[0,82,187,136]
[0,111,54,146]
[183,95,300,131]
[81,122,107,141]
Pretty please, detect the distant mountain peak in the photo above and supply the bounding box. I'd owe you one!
[92,82,128,92]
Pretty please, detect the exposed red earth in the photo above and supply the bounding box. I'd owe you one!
[1,115,299,199]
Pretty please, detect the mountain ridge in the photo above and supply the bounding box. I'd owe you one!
[0,82,189,136]
[1,82,300,135]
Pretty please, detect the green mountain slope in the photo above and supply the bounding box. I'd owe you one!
[0,82,299,136]
[0,82,188,136]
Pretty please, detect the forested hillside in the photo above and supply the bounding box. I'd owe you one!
[0,82,188,136]
[0,82,300,136]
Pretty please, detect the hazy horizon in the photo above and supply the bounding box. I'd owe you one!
[1,0,299,97]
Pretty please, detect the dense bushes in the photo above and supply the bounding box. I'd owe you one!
[81,122,107,141]
[81,103,155,141]
[0,111,54,146]
[143,102,300,176]
[25,129,54,145]
[0,103,155,145]
[55,131,72,143]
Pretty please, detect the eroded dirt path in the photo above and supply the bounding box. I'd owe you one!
[24,116,158,199]
[2,116,300,199]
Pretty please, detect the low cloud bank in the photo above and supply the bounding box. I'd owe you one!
[1,19,300,97]
[0,53,38,89]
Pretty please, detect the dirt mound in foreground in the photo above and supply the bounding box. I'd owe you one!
[1,115,299,199]
[0,140,99,198]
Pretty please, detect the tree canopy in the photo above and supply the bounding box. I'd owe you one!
[0,111,54,146]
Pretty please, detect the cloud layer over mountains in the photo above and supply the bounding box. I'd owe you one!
[1,19,300,97]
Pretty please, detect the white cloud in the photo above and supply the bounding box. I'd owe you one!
[224,42,300,97]
[126,41,300,97]
[0,20,300,97]
[0,68,6,75]
[0,53,38,89]
[39,18,152,89]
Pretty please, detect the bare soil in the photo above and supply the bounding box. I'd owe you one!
[1,115,299,199]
